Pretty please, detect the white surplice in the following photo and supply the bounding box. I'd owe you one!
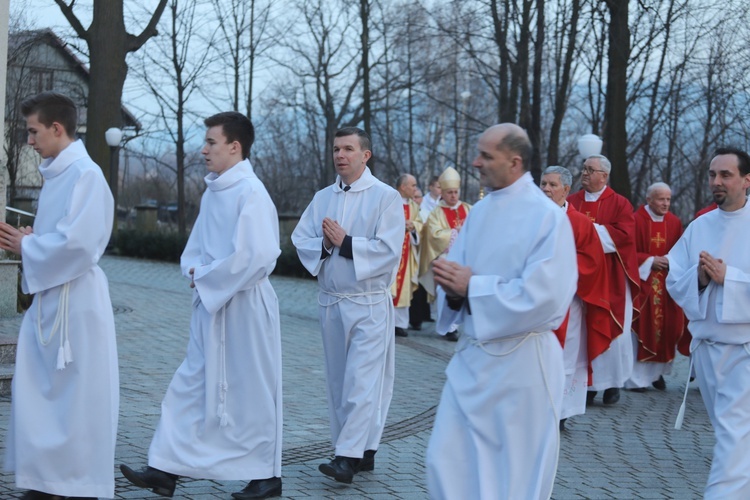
[4,140,119,498]
[561,296,589,420]
[666,203,750,499]
[426,172,577,500]
[148,159,282,480]
[291,167,404,458]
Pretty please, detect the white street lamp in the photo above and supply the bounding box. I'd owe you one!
[105,127,123,229]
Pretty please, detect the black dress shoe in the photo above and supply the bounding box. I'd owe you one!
[586,391,597,405]
[319,456,357,484]
[603,387,620,405]
[652,375,667,391]
[21,492,65,500]
[395,327,408,337]
[410,323,422,331]
[444,330,458,342]
[232,477,282,499]
[356,449,376,472]
[120,464,178,497]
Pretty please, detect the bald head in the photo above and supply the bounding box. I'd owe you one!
[396,173,417,199]
[473,123,532,190]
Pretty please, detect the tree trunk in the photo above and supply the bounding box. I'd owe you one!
[604,0,631,201]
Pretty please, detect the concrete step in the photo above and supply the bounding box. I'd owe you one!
[0,363,13,396]
[0,334,17,396]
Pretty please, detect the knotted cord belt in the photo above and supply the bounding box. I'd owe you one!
[35,282,73,370]
[319,287,391,425]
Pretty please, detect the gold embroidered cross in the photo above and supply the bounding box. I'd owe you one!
[651,232,666,249]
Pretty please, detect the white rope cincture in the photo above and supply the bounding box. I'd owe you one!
[459,330,560,500]
[217,306,229,427]
[675,340,699,430]
[36,282,72,370]
[319,287,391,425]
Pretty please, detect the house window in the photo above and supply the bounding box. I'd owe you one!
[31,70,54,93]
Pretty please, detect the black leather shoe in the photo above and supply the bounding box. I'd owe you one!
[410,323,422,331]
[445,330,458,342]
[586,391,597,405]
[232,477,282,499]
[652,376,667,391]
[603,387,620,405]
[319,456,357,484]
[395,327,408,337]
[356,449,376,472]
[120,464,178,497]
[21,492,65,500]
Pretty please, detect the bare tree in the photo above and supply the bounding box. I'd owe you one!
[132,0,213,236]
[53,0,168,181]
[209,0,273,121]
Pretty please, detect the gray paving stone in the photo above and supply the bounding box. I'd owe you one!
[0,255,716,498]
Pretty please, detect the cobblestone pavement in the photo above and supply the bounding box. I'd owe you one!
[0,255,714,499]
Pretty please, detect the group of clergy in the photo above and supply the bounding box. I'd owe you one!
[390,167,473,341]
[540,155,690,431]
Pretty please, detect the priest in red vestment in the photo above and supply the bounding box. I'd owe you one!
[626,182,686,391]
[567,154,640,405]
[542,166,613,429]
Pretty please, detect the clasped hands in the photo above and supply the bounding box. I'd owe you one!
[699,251,726,288]
[0,221,33,255]
[651,255,669,271]
[433,258,472,298]
[322,217,346,250]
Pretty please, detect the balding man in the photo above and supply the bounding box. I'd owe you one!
[541,166,612,430]
[626,182,686,392]
[567,155,640,406]
[392,174,423,337]
[426,125,577,499]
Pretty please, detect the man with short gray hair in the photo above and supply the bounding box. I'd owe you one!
[568,154,640,406]
[541,166,612,430]
[626,182,685,392]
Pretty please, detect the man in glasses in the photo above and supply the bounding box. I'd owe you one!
[567,154,640,406]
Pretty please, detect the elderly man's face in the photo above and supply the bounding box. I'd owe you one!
[581,157,609,193]
[646,188,672,216]
[540,173,570,207]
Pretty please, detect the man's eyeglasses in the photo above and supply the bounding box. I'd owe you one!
[581,167,606,175]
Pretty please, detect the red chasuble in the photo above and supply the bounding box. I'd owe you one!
[568,187,641,337]
[554,205,614,382]
[632,206,686,362]
[393,203,412,306]
[441,205,468,230]
[695,202,718,219]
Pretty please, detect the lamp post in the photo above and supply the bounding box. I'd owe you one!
[105,127,123,228]
[457,90,473,198]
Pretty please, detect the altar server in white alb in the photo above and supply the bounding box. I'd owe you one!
[120,112,283,500]
[0,91,119,499]
[292,127,404,485]
[667,147,750,499]
[426,123,577,500]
